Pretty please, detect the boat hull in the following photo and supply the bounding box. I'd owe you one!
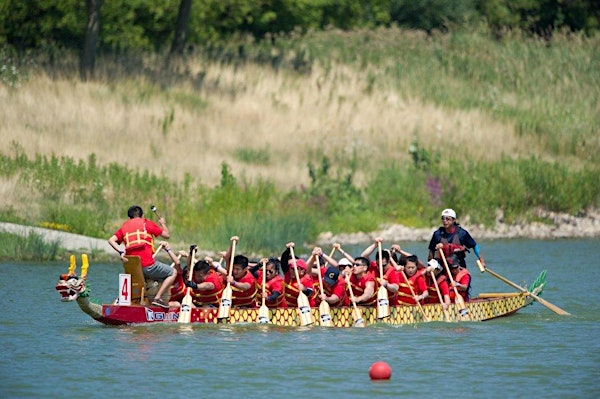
[80,294,533,326]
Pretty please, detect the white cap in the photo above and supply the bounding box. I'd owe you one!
[428,259,443,271]
[338,258,352,266]
[441,208,456,219]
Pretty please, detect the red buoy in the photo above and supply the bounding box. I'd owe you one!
[369,361,392,380]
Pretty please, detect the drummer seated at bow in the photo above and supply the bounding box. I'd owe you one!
[185,259,224,308]
[346,257,377,306]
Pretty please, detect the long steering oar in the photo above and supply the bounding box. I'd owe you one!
[217,239,236,320]
[439,248,470,321]
[346,275,365,328]
[477,260,571,316]
[178,245,197,324]
[399,268,429,322]
[315,256,332,327]
[258,259,270,324]
[290,246,314,326]
[430,270,451,322]
[376,242,390,319]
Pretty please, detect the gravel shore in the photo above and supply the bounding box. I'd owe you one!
[317,208,600,245]
[1,208,598,255]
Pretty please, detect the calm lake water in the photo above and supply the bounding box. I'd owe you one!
[2,238,599,398]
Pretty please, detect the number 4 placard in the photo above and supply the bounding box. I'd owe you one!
[119,273,132,305]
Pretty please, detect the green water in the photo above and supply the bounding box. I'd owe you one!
[2,239,599,398]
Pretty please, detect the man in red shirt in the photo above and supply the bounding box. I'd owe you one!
[320,266,347,307]
[186,260,224,308]
[346,256,377,306]
[227,255,258,308]
[108,205,174,308]
[252,258,286,308]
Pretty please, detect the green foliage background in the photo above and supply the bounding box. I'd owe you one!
[0,0,599,259]
[1,0,599,52]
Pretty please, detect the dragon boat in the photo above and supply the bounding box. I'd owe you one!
[56,254,550,327]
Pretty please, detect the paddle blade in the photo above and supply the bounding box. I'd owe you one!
[217,284,233,319]
[178,290,193,324]
[376,286,390,319]
[454,295,471,321]
[532,293,571,316]
[297,293,314,326]
[258,304,270,324]
[353,307,365,328]
[319,300,333,327]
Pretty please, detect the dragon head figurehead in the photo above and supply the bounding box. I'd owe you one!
[56,274,88,301]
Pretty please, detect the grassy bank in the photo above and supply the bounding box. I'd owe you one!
[0,27,598,255]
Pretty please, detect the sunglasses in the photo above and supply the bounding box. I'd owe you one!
[441,216,454,221]
[340,264,352,269]
[353,263,364,267]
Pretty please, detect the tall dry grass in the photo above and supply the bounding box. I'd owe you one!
[0,59,533,194]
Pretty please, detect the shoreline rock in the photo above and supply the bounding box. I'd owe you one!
[316,209,600,245]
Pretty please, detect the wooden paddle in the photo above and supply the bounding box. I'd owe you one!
[323,247,336,268]
[217,239,236,320]
[315,256,332,327]
[153,243,164,258]
[169,253,183,268]
[345,274,365,328]
[258,259,270,324]
[477,260,571,316]
[430,270,451,322]
[399,268,429,322]
[376,242,390,319]
[178,245,197,324]
[290,246,314,326]
[439,248,471,321]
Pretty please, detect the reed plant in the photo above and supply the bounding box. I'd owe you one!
[0,232,61,261]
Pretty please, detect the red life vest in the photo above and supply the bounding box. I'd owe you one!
[284,274,315,307]
[257,274,287,308]
[425,274,448,305]
[348,274,377,306]
[191,271,223,306]
[449,268,471,302]
[121,218,154,251]
[169,272,186,302]
[397,273,426,305]
[231,272,258,308]
[439,232,463,258]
